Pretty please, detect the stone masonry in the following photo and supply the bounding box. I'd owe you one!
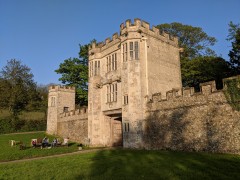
[142,77,240,153]
[47,19,240,154]
[87,18,182,147]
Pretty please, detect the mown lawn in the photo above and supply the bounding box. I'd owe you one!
[0,132,79,161]
[1,149,240,179]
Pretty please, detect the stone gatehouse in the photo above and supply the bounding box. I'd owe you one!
[47,19,240,153]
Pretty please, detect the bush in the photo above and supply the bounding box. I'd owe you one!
[0,117,46,134]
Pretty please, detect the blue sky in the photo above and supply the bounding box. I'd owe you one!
[0,0,240,85]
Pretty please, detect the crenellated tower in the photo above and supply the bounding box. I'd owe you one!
[46,19,240,154]
[47,85,75,135]
[88,18,182,148]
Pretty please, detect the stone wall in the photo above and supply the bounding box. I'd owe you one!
[143,77,240,154]
[57,108,88,144]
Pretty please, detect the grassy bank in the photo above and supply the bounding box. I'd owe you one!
[1,149,240,179]
[0,109,45,120]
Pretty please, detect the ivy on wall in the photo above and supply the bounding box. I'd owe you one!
[223,77,240,111]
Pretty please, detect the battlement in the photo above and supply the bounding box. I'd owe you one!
[59,107,88,122]
[120,18,178,44]
[150,76,240,103]
[48,85,75,92]
[89,31,120,51]
[89,18,178,53]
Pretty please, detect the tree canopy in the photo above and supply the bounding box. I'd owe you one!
[227,21,240,74]
[181,56,233,90]
[0,59,38,116]
[55,44,90,106]
[156,22,217,59]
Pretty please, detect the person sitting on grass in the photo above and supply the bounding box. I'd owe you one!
[42,137,49,148]
[51,138,57,148]
[32,140,36,148]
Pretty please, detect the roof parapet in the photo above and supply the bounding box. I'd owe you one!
[90,18,179,51]
[48,85,75,91]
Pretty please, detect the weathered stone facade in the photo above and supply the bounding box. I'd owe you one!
[88,18,181,147]
[47,19,240,154]
[142,78,240,153]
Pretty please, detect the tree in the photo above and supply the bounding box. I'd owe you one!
[181,56,233,90]
[55,43,91,106]
[156,22,217,59]
[0,78,11,109]
[0,59,37,116]
[227,21,240,74]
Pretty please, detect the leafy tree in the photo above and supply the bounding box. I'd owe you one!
[156,22,217,59]
[0,59,37,116]
[55,44,90,106]
[78,43,89,66]
[0,78,11,109]
[181,56,233,90]
[227,21,240,74]
[26,84,48,113]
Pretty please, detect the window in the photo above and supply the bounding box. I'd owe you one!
[114,84,117,102]
[98,61,100,74]
[112,54,115,70]
[90,60,100,76]
[106,83,118,103]
[111,84,113,102]
[63,107,69,113]
[115,53,117,70]
[107,53,117,72]
[124,95,128,105]
[106,57,109,72]
[124,122,130,132]
[125,43,128,61]
[129,41,139,60]
[51,97,56,107]
[107,86,110,102]
[94,61,97,76]
[135,41,139,59]
[123,43,128,62]
[130,42,134,60]
[109,56,111,71]
[91,61,93,76]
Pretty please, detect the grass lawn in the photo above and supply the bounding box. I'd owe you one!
[1,149,240,179]
[0,132,79,161]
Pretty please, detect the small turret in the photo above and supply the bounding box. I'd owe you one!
[47,85,75,135]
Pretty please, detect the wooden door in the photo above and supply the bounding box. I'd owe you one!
[113,120,123,146]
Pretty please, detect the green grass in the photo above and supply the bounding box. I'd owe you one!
[0,149,240,179]
[0,109,45,121]
[0,132,79,161]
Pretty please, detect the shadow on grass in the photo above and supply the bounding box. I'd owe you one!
[75,149,240,179]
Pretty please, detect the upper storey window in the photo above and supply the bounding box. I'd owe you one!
[130,41,139,60]
[89,60,100,77]
[107,83,118,103]
[107,53,117,72]
[50,96,56,107]
[122,43,128,62]
[123,41,139,61]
